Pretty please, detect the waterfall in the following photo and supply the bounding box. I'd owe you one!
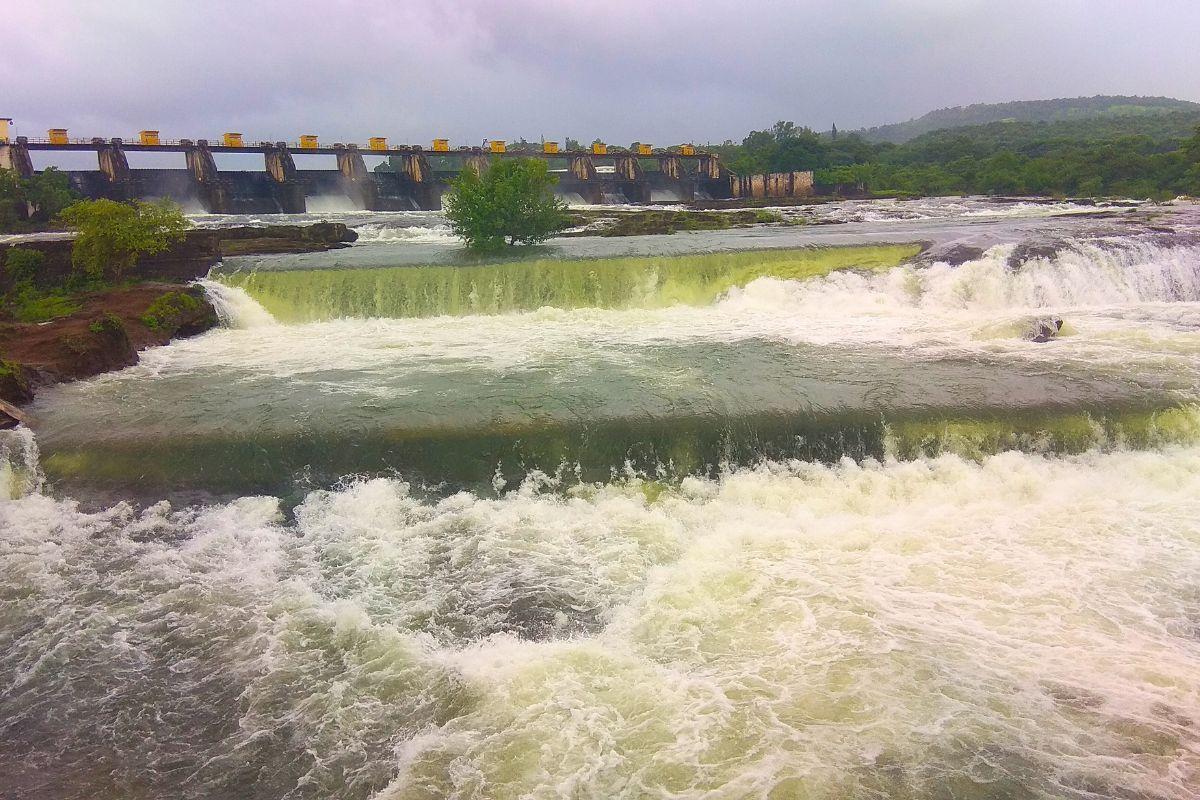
[214,245,921,321]
[0,426,42,500]
[196,278,278,328]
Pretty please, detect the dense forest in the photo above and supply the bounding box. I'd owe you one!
[712,116,1200,200]
[858,95,1200,144]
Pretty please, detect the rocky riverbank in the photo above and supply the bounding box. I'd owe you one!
[0,283,218,421]
[0,222,356,291]
[563,209,784,237]
[0,222,357,422]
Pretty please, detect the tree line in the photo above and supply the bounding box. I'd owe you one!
[710,119,1200,199]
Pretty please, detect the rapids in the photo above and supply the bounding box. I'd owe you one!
[3,198,1200,799]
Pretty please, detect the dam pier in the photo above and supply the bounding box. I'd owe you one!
[0,128,816,213]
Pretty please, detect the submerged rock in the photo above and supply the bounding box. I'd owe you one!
[216,222,358,255]
[1025,316,1064,343]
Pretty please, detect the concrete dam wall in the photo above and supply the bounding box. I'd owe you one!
[3,136,814,213]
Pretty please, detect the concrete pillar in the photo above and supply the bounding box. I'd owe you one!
[335,144,380,210]
[263,142,305,213]
[264,141,298,182]
[463,149,491,175]
[401,150,433,183]
[97,138,131,182]
[569,155,597,181]
[0,137,34,179]
[697,154,722,180]
[658,155,683,180]
[613,154,643,181]
[183,139,231,214]
[96,138,134,201]
[393,149,438,210]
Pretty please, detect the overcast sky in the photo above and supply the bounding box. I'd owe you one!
[7,0,1200,149]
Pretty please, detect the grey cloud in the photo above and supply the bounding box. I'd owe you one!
[6,0,1199,149]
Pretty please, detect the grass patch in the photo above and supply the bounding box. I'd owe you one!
[10,292,82,323]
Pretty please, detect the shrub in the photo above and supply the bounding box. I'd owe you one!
[445,158,570,251]
[89,312,125,335]
[4,247,44,283]
[58,198,189,280]
[140,290,201,330]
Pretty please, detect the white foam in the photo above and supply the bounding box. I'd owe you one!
[196,278,277,328]
[4,448,1199,796]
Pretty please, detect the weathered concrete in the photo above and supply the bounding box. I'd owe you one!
[18,136,744,211]
[397,150,433,183]
[264,143,306,213]
[183,139,231,213]
[95,138,135,200]
[335,144,380,210]
[731,170,814,200]
[569,155,597,181]
[613,154,643,181]
[658,155,683,180]
[463,151,491,175]
[697,154,723,180]
[0,139,34,179]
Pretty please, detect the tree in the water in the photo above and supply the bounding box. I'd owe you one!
[445,158,570,251]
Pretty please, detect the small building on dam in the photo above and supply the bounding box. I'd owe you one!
[0,128,816,214]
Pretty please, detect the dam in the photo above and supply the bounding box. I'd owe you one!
[0,128,814,214]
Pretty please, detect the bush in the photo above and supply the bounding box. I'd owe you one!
[4,247,44,283]
[445,158,570,251]
[140,290,201,330]
[89,312,125,335]
[58,198,189,280]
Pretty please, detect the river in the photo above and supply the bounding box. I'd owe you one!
[2,198,1199,798]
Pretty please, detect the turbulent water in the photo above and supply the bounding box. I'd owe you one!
[3,198,1200,798]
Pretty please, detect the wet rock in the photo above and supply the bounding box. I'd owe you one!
[927,243,986,266]
[0,284,218,407]
[217,222,358,255]
[1007,241,1066,271]
[1025,316,1064,343]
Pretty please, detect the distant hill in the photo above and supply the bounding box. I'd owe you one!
[883,111,1200,166]
[858,96,1200,144]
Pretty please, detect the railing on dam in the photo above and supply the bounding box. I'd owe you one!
[1,131,814,214]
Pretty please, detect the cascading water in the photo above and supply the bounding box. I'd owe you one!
[195,278,278,328]
[4,201,1200,799]
[214,245,923,321]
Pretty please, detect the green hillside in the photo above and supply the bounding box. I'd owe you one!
[859,96,1200,144]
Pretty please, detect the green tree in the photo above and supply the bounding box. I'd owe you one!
[0,167,79,230]
[444,158,570,251]
[24,168,76,222]
[0,169,23,230]
[57,198,190,280]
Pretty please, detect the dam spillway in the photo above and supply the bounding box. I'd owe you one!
[0,133,806,213]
